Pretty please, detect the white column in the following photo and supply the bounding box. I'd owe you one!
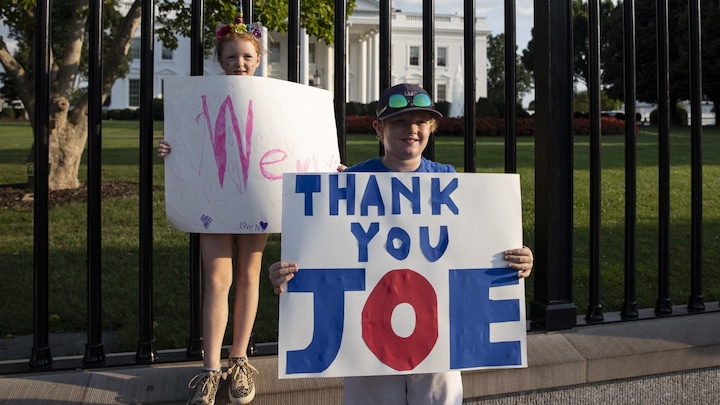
[371,31,380,101]
[365,33,373,102]
[300,28,309,85]
[259,26,269,77]
[360,36,368,103]
[327,45,335,94]
[346,24,350,102]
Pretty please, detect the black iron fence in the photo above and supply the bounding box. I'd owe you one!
[9,0,717,374]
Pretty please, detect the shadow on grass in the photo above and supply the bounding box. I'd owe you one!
[0,232,283,356]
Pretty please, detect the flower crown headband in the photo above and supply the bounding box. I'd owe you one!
[216,6,262,41]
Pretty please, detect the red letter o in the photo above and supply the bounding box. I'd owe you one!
[362,269,438,371]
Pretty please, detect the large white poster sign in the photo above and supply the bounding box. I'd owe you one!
[162,76,341,233]
[279,172,528,378]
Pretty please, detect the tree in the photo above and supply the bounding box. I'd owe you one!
[573,89,622,113]
[484,33,533,117]
[157,0,356,53]
[601,0,718,125]
[522,0,617,90]
[0,0,138,190]
[677,0,720,126]
[0,0,355,191]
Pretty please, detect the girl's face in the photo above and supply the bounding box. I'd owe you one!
[218,39,260,76]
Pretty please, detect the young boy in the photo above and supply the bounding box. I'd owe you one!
[269,83,534,404]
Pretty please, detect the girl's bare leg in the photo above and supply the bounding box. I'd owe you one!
[199,233,235,370]
[228,233,268,358]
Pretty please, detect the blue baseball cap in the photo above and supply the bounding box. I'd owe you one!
[376,83,443,121]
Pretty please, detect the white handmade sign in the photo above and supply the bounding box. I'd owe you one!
[162,76,341,233]
[278,172,528,378]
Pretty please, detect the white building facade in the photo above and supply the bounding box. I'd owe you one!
[108,0,489,110]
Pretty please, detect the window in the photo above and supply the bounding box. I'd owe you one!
[161,46,173,60]
[437,84,447,102]
[130,38,141,60]
[129,79,140,107]
[409,46,420,66]
[269,42,281,63]
[309,43,316,64]
[437,47,447,67]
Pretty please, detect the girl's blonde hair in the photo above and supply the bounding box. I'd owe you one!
[215,31,263,62]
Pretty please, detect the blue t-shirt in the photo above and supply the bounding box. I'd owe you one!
[346,157,456,173]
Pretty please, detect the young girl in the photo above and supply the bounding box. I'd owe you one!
[157,8,265,405]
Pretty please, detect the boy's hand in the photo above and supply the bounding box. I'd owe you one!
[269,261,299,294]
[504,246,534,279]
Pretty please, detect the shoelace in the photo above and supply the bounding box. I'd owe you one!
[227,361,259,384]
[187,371,226,393]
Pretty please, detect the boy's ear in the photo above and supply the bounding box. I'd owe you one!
[372,120,383,138]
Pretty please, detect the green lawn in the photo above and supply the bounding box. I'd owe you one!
[1,120,719,355]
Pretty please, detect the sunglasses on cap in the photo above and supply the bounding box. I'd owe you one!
[387,92,433,109]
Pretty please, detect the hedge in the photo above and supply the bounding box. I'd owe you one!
[345,115,632,136]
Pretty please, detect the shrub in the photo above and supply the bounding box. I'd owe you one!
[107,109,123,120]
[343,115,632,138]
[434,101,450,117]
[649,105,689,125]
[573,117,630,135]
[153,98,164,120]
[437,117,464,136]
[346,102,366,116]
[120,108,137,120]
[345,115,375,134]
[0,108,14,120]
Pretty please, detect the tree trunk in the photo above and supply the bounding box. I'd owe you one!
[47,96,87,191]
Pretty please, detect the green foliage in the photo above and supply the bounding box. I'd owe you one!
[476,97,501,117]
[475,97,528,118]
[574,90,623,112]
[346,101,369,116]
[156,0,357,58]
[434,101,450,117]
[1,108,15,119]
[525,0,720,126]
[485,33,533,106]
[649,104,689,125]
[153,98,164,120]
[0,72,19,101]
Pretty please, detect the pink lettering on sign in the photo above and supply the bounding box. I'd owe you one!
[259,149,288,181]
[198,95,253,190]
[194,94,339,194]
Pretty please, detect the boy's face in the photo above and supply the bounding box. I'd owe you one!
[373,111,435,163]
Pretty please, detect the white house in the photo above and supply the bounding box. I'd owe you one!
[107,0,489,111]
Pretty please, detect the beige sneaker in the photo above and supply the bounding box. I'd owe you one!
[186,370,224,405]
[227,357,259,404]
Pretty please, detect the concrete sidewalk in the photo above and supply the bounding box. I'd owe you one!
[1,310,719,404]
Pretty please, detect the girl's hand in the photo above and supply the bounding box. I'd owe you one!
[504,246,534,279]
[157,139,171,159]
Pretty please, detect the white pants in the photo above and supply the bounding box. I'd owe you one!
[342,371,463,405]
